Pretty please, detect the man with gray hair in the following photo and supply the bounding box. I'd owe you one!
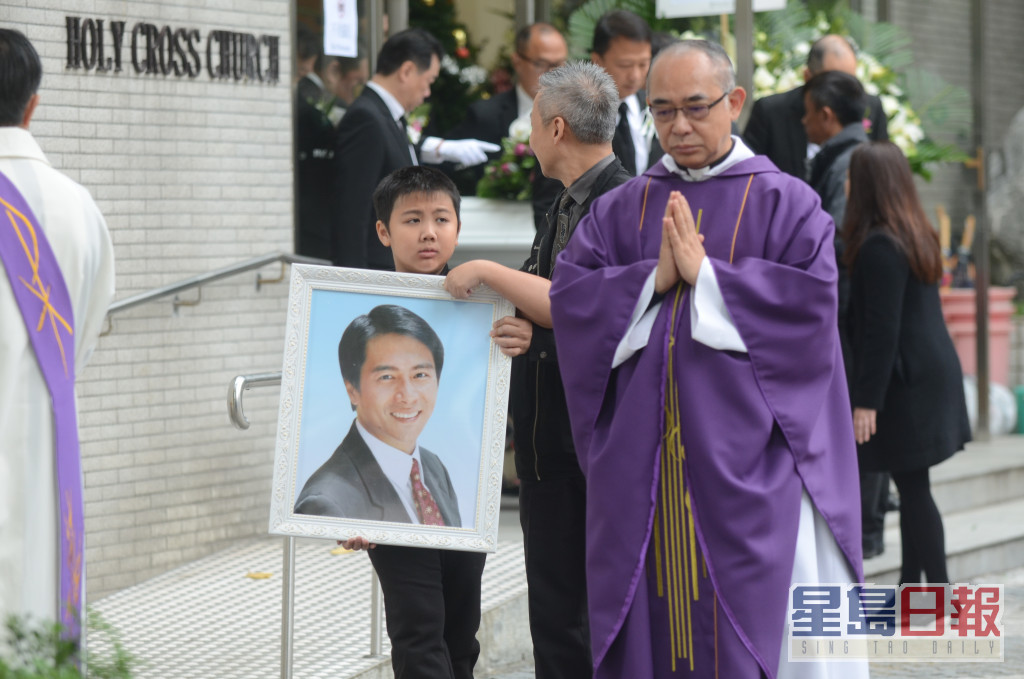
[445,61,630,679]
[744,33,888,179]
[549,41,866,678]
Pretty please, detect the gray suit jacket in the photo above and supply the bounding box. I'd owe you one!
[294,422,461,526]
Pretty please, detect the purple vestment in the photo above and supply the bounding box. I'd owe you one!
[550,157,862,678]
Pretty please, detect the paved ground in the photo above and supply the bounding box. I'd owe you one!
[482,564,1024,679]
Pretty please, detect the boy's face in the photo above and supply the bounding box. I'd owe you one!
[376,191,460,275]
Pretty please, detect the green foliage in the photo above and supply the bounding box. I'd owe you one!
[901,67,972,145]
[410,0,489,135]
[0,613,136,679]
[566,0,664,59]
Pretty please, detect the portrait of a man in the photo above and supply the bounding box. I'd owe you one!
[293,304,462,527]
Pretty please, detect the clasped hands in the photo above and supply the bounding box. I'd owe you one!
[655,191,706,294]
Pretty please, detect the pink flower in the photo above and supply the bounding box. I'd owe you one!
[862,117,872,133]
[514,143,527,156]
[501,162,511,173]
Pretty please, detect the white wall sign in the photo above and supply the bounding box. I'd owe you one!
[323,0,358,57]
[656,0,786,18]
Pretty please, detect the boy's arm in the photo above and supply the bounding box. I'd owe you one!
[445,260,553,328]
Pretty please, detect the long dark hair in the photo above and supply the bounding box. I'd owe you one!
[842,141,943,284]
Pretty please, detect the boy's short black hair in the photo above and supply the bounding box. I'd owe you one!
[0,28,42,127]
[372,166,461,230]
[804,70,867,128]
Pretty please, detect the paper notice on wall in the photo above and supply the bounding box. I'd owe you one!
[656,0,785,18]
[324,0,358,57]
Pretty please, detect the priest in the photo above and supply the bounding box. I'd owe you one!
[549,40,865,678]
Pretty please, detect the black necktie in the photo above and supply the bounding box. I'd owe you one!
[398,115,417,165]
[550,191,574,272]
[616,102,637,175]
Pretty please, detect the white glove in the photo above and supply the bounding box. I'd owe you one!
[438,139,501,168]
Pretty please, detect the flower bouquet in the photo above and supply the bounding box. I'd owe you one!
[476,117,536,201]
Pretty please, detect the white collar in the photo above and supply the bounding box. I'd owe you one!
[365,81,407,122]
[356,419,423,483]
[660,135,755,182]
[515,84,533,119]
[0,127,49,164]
[303,72,325,90]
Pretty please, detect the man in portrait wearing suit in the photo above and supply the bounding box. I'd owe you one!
[743,33,889,180]
[332,28,496,269]
[590,9,662,176]
[446,22,567,230]
[294,304,459,526]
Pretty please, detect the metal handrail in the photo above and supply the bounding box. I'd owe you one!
[106,252,328,317]
[228,373,282,430]
[227,371,386,671]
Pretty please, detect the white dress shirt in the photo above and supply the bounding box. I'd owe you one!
[620,95,651,175]
[356,420,436,525]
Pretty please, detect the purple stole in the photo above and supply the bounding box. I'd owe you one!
[0,170,83,640]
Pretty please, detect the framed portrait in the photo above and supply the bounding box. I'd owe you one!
[268,265,513,553]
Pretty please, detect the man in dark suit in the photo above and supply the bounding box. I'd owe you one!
[294,304,459,525]
[295,303,483,679]
[743,34,888,180]
[445,62,631,679]
[332,29,496,269]
[446,23,567,231]
[591,9,662,176]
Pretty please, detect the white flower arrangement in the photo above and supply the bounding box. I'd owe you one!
[749,31,927,158]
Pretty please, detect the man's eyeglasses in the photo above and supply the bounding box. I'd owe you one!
[516,53,566,73]
[649,91,730,123]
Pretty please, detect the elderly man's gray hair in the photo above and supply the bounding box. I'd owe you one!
[535,61,618,145]
[648,39,736,94]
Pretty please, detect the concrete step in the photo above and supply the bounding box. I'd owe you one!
[866,494,1024,584]
[928,437,1024,514]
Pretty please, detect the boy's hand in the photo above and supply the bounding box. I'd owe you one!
[339,537,374,551]
[445,260,492,299]
[491,316,533,357]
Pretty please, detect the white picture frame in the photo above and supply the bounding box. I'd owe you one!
[268,265,513,552]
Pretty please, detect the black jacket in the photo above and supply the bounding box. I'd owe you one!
[743,85,888,179]
[848,232,971,472]
[332,86,416,270]
[511,157,632,481]
[611,92,664,177]
[295,92,337,261]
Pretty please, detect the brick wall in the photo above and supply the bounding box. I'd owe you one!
[888,0,1024,261]
[4,0,294,598]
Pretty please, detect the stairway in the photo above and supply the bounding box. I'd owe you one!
[864,435,1024,583]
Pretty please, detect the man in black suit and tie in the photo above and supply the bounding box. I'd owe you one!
[591,9,662,176]
[332,29,497,269]
[295,303,484,679]
[743,34,889,180]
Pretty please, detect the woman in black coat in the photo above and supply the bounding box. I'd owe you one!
[843,141,971,585]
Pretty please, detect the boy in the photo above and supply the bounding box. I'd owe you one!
[341,166,527,679]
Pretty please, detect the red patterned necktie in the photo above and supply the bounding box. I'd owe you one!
[410,458,445,526]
